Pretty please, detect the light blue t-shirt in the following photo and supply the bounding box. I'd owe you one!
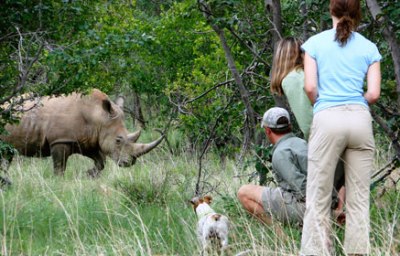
[301,29,382,113]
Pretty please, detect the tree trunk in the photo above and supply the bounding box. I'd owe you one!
[215,27,257,154]
[366,0,400,106]
[122,91,146,130]
[198,0,257,156]
[264,0,286,108]
[132,91,146,129]
[300,1,308,40]
[264,0,282,45]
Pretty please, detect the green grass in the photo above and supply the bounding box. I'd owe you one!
[0,150,399,255]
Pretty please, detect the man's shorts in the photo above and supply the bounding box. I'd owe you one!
[261,186,305,225]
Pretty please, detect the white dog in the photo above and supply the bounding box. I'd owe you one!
[190,195,230,255]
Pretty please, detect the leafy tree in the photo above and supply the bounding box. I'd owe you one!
[1,0,399,171]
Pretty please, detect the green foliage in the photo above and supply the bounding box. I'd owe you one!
[242,143,275,185]
[0,140,15,164]
[255,144,274,185]
[160,0,274,155]
[0,0,399,184]
[381,1,400,38]
[114,175,172,206]
[370,188,400,253]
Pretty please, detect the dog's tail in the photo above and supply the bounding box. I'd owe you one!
[211,214,221,221]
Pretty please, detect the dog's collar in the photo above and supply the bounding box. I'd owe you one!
[197,210,215,219]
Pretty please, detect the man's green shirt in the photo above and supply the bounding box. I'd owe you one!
[271,133,308,200]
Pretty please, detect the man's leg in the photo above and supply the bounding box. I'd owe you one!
[237,184,287,239]
[237,184,273,225]
[333,186,346,225]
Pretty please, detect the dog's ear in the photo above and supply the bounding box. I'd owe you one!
[203,195,213,204]
[190,197,200,205]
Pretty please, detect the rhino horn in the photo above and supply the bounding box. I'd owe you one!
[128,129,142,143]
[133,135,164,157]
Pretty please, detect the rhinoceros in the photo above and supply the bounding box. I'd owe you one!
[0,89,164,178]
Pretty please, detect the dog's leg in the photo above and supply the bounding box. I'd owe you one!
[201,235,209,256]
[219,236,229,256]
[221,237,228,248]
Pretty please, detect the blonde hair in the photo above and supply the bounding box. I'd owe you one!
[270,37,304,96]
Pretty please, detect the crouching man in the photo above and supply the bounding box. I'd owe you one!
[238,107,345,229]
[238,107,308,227]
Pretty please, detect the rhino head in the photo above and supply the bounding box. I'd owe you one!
[111,129,164,167]
[94,92,164,169]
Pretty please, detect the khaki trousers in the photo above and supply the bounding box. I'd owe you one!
[300,105,375,255]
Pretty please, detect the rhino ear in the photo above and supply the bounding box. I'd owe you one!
[102,99,112,114]
[102,99,119,118]
[115,95,124,109]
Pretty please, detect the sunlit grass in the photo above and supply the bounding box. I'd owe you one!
[0,149,399,255]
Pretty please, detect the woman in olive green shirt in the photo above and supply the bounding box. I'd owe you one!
[270,37,313,140]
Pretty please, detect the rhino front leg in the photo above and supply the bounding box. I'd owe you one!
[50,143,72,176]
[0,157,13,187]
[0,148,14,187]
[87,152,106,178]
[0,175,12,187]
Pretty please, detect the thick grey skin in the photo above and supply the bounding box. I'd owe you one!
[1,89,163,178]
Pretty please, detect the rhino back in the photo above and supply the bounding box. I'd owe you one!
[3,104,51,156]
[3,94,100,157]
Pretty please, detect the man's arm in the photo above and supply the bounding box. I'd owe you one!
[272,149,307,194]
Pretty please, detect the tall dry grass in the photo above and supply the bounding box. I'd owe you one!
[0,146,398,255]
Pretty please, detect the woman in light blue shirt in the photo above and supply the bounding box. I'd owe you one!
[270,37,346,223]
[300,0,381,255]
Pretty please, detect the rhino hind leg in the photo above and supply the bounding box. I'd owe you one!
[87,168,100,178]
[50,143,72,176]
[0,176,12,187]
[0,172,12,189]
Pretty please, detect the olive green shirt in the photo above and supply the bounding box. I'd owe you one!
[282,69,313,140]
[271,133,308,201]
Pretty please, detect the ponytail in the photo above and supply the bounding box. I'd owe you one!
[335,16,354,46]
[330,0,361,47]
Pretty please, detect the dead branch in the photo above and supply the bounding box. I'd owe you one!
[0,27,45,107]
[371,157,399,188]
[195,98,233,196]
[371,108,400,158]
[186,79,234,104]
